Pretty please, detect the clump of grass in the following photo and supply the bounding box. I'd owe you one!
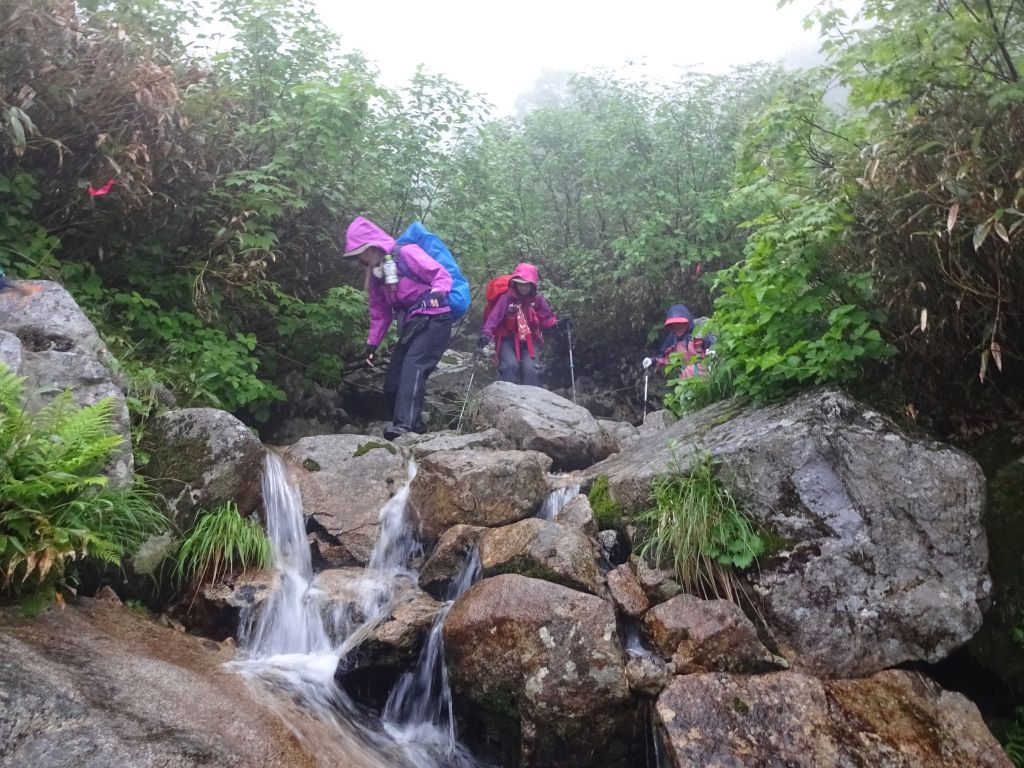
[174,501,271,587]
[636,446,763,601]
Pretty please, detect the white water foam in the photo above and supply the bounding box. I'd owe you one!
[231,451,486,768]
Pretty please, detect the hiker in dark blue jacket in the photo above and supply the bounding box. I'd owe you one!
[647,304,715,379]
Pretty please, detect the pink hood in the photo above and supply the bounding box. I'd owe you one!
[345,216,395,255]
[510,262,540,287]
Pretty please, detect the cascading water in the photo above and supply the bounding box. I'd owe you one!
[231,451,486,768]
[537,482,580,520]
[383,547,480,758]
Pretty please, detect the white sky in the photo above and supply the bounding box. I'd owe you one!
[318,0,857,114]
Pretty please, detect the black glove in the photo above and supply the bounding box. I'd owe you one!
[477,335,490,349]
[558,315,574,330]
[363,344,377,366]
[428,291,449,307]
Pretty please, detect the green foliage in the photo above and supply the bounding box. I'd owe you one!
[1005,707,1024,767]
[706,192,894,404]
[0,363,169,594]
[635,447,764,600]
[587,475,623,530]
[0,172,60,278]
[174,501,271,587]
[663,360,736,416]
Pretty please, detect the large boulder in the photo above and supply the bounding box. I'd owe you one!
[0,599,388,768]
[479,518,603,595]
[141,407,265,529]
[443,574,632,767]
[642,594,786,674]
[402,427,513,459]
[587,388,990,677]
[473,381,617,470]
[408,449,551,542]
[0,281,132,484]
[656,669,1010,768]
[282,435,409,566]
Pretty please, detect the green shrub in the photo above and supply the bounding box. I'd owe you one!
[635,446,764,600]
[174,501,271,587]
[708,192,893,405]
[0,363,168,595]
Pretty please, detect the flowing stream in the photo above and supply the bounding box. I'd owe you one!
[230,451,484,768]
[537,482,580,520]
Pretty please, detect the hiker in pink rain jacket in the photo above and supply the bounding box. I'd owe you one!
[342,216,452,440]
[479,262,560,387]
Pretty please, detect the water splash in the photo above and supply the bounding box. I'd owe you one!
[231,450,485,768]
[537,483,581,520]
[383,548,480,756]
[241,451,330,657]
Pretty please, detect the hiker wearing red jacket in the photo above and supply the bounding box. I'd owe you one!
[478,263,560,387]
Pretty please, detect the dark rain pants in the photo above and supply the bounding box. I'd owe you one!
[498,336,542,387]
[384,312,452,432]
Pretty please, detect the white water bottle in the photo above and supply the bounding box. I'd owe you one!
[382,255,399,285]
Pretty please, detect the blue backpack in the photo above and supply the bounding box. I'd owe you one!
[395,222,471,320]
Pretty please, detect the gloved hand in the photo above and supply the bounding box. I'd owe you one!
[477,335,490,349]
[557,314,574,330]
[642,357,653,369]
[425,291,449,308]
[693,337,706,354]
[363,343,378,367]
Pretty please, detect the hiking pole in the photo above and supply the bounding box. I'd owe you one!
[456,348,482,433]
[565,317,576,404]
[641,357,653,423]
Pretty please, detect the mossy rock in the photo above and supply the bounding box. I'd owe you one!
[588,475,624,530]
[353,441,397,458]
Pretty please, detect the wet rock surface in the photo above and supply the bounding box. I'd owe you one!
[443,574,632,767]
[282,435,409,566]
[0,599,380,768]
[656,669,1011,768]
[473,381,618,470]
[141,407,265,529]
[409,448,551,541]
[588,389,990,677]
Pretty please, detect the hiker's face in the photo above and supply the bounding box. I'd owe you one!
[358,247,384,268]
[667,321,689,336]
[514,282,532,296]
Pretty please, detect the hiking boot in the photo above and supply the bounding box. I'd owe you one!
[383,425,410,441]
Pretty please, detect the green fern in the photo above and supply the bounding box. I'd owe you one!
[174,501,271,588]
[0,362,168,592]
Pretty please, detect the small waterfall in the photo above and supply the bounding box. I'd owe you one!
[537,482,581,520]
[383,547,480,754]
[232,451,485,768]
[242,451,330,657]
